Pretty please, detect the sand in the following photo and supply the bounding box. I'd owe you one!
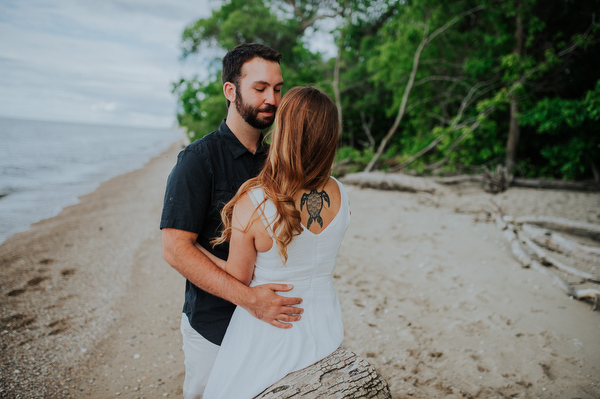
[1,142,599,398]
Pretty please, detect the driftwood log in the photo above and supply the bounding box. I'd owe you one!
[433,174,484,185]
[520,223,600,261]
[342,172,439,194]
[511,177,600,192]
[508,215,600,241]
[430,173,600,193]
[491,210,600,310]
[254,348,392,399]
[341,171,600,195]
[518,232,600,283]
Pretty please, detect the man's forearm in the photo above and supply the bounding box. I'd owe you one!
[162,229,251,306]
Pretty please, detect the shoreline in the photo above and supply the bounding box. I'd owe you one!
[1,140,599,398]
[0,129,186,247]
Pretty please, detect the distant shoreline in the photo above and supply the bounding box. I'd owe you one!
[0,115,185,131]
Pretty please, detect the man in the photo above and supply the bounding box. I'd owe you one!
[160,43,303,399]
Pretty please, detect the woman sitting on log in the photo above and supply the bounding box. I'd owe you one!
[198,86,351,399]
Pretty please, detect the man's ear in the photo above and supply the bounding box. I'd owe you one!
[223,82,236,104]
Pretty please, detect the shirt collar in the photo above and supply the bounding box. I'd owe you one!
[218,120,268,159]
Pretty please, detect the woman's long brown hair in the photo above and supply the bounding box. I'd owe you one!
[212,86,340,263]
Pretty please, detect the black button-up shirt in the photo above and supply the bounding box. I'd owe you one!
[160,120,268,345]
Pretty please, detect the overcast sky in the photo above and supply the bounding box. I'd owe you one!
[0,0,222,128]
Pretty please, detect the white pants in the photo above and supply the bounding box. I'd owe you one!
[180,313,220,399]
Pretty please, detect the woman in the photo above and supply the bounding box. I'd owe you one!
[201,86,350,398]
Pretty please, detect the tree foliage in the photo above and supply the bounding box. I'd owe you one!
[174,0,600,181]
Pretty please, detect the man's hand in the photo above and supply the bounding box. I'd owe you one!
[241,284,303,329]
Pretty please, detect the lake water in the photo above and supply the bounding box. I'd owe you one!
[0,117,183,244]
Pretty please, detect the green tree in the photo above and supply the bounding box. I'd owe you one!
[363,1,488,171]
[174,0,600,181]
[518,80,600,179]
[175,0,336,141]
[172,75,225,142]
[345,0,599,179]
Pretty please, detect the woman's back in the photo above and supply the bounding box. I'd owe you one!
[251,177,348,288]
[203,177,350,399]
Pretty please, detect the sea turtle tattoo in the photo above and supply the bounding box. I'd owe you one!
[300,189,330,229]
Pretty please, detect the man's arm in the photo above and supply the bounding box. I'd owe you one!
[161,228,302,328]
[195,242,226,269]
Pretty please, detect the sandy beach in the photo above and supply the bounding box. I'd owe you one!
[1,142,599,398]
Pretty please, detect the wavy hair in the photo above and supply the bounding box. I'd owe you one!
[212,86,340,263]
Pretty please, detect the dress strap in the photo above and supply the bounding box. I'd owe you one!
[331,176,351,220]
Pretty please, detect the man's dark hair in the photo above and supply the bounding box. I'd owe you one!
[222,43,282,107]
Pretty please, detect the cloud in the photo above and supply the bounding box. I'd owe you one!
[91,101,117,112]
[0,0,217,127]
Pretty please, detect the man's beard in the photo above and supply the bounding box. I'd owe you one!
[235,86,277,130]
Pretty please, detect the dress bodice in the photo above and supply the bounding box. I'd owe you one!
[248,177,350,293]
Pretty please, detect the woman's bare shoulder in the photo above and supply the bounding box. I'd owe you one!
[232,192,259,229]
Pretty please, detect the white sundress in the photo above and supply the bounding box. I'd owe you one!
[203,177,351,398]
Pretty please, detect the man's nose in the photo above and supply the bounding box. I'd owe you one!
[264,89,277,105]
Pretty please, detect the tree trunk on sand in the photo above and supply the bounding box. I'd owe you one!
[491,211,600,310]
[339,170,600,195]
[521,223,600,261]
[255,348,392,399]
[511,177,600,191]
[342,172,440,194]
[508,214,600,240]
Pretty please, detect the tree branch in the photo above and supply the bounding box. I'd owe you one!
[284,0,342,35]
[364,5,486,172]
[360,111,375,149]
[300,12,342,34]
[364,25,429,172]
[424,5,486,45]
[413,75,471,89]
[452,79,498,128]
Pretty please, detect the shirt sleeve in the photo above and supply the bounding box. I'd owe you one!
[160,144,211,234]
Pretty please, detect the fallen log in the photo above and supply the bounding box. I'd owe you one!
[433,174,484,185]
[506,233,600,309]
[503,225,532,268]
[529,259,600,311]
[508,215,600,241]
[493,208,507,230]
[518,233,600,283]
[511,177,600,192]
[492,210,600,310]
[341,172,440,194]
[255,348,392,399]
[343,171,600,197]
[521,223,600,261]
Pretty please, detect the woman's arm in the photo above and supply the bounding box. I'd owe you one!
[194,242,227,270]
[194,194,260,285]
[223,193,259,285]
